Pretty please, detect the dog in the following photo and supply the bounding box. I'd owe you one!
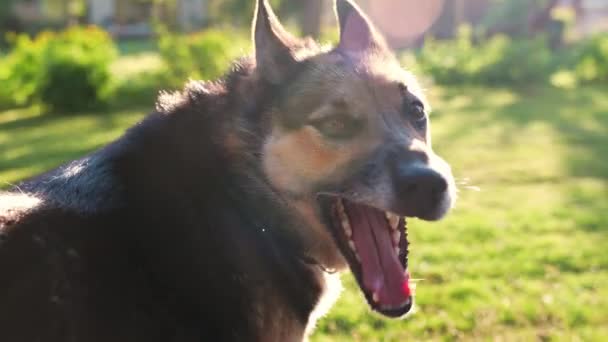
[0,0,456,341]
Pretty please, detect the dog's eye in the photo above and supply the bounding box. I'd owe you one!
[311,114,361,139]
[410,100,426,122]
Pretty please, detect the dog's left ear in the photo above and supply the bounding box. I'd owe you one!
[336,0,387,53]
[253,0,298,84]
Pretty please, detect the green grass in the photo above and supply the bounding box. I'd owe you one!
[116,39,158,56]
[1,85,607,341]
[0,106,146,186]
[111,52,164,81]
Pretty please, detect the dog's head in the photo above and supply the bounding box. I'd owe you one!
[251,0,456,317]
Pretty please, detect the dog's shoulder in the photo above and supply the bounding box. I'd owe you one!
[0,190,119,342]
[16,142,128,215]
[0,192,42,230]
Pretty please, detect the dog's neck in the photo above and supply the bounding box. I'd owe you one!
[112,80,334,340]
[228,68,348,272]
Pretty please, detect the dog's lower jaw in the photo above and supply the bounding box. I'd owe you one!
[291,198,348,271]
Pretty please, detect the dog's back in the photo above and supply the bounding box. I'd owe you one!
[0,151,176,341]
[0,94,322,342]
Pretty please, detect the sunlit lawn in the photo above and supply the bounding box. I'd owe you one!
[1,81,607,340]
[0,105,146,186]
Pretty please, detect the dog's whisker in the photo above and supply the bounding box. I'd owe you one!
[3,182,24,194]
[453,176,480,192]
[455,177,471,185]
[454,183,481,193]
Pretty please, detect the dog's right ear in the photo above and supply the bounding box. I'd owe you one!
[336,0,387,53]
[253,0,297,84]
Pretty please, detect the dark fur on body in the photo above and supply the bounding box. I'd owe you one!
[0,55,327,341]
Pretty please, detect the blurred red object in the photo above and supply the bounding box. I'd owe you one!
[366,0,445,48]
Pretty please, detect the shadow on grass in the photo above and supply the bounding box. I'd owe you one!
[0,105,148,187]
[436,85,608,179]
[0,68,169,187]
[0,112,57,132]
[434,85,608,238]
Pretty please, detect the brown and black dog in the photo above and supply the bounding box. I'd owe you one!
[0,0,456,341]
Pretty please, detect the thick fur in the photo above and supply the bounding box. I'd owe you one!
[0,1,456,340]
[0,58,335,341]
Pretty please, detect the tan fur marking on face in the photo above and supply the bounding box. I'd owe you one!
[263,126,360,194]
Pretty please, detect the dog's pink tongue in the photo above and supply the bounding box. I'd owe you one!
[345,202,411,307]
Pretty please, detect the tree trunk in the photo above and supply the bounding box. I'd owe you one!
[301,0,321,38]
[454,0,465,29]
[528,0,559,34]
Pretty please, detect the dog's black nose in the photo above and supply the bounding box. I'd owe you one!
[393,164,448,220]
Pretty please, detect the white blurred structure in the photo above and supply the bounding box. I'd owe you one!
[576,0,608,35]
[177,0,208,31]
[9,0,208,37]
[7,0,606,40]
[88,0,113,27]
[87,0,208,37]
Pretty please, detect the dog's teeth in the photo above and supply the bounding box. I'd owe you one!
[337,199,345,213]
[348,240,357,252]
[342,219,352,237]
[372,292,379,303]
[337,200,352,237]
[393,217,401,230]
[394,246,400,255]
[349,241,362,262]
[384,212,394,226]
[392,230,401,246]
[385,212,399,230]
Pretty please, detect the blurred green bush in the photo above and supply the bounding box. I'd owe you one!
[571,34,608,83]
[414,26,551,86]
[0,31,52,109]
[0,26,117,112]
[2,25,604,111]
[40,27,117,112]
[413,26,608,87]
[157,27,249,88]
[550,34,608,88]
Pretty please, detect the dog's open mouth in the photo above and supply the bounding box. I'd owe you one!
[320,196,412,317]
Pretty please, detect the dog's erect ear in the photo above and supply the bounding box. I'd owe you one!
[253,0,298,84]
[336,0,386,53]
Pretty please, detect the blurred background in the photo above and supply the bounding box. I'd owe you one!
[0,0,607,340]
